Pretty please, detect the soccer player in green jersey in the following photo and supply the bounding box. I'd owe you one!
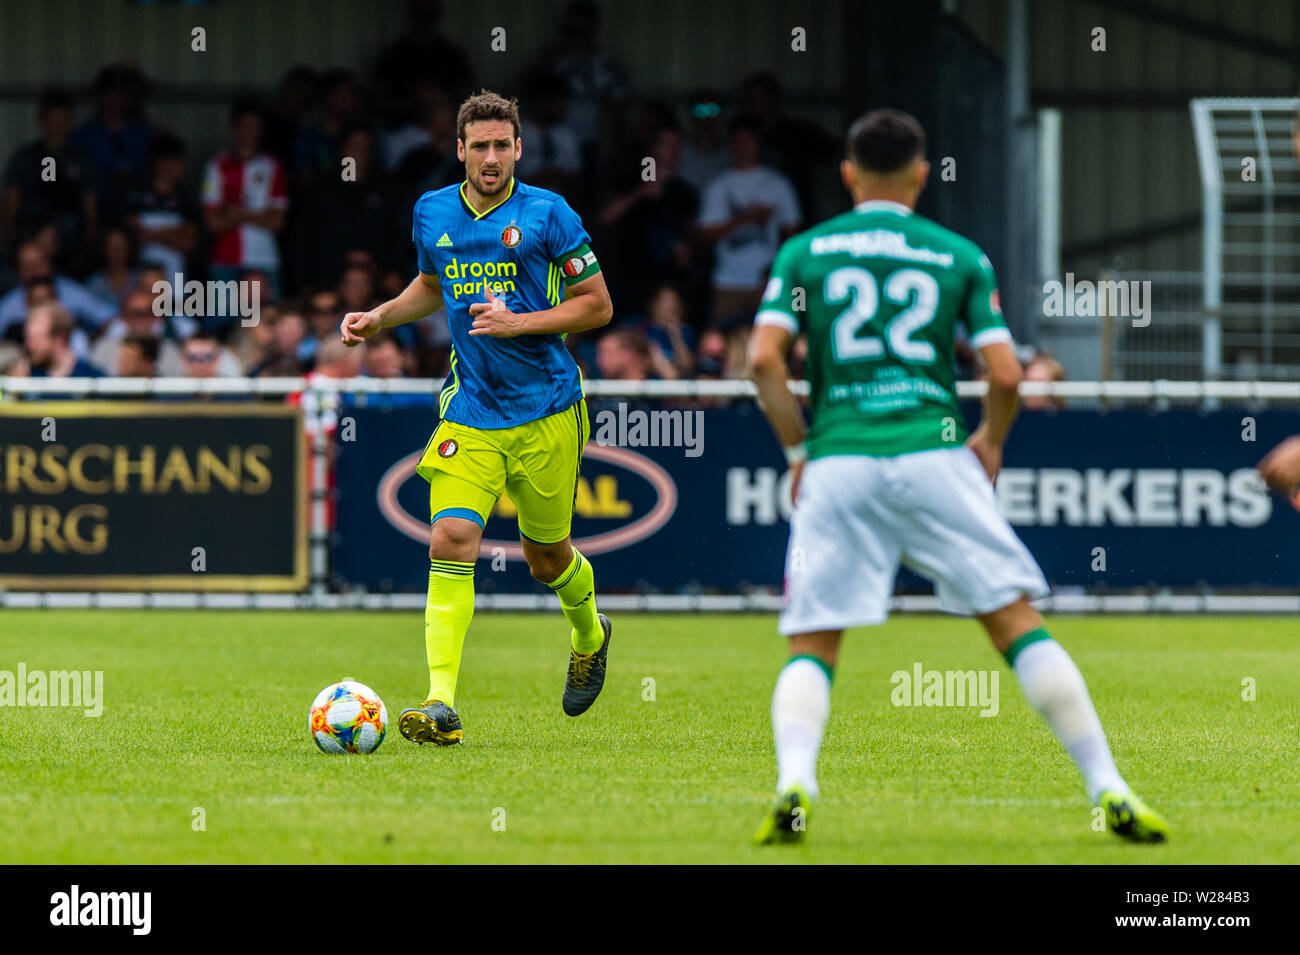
[341,91,614,745]
[747,109,1169,845]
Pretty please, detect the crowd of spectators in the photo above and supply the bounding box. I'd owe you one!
[0,0,849,386]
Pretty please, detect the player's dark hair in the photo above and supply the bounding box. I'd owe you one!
[457,90,521,143]
[847,109,926,174]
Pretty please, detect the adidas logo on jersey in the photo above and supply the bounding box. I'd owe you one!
[436,233,454,247]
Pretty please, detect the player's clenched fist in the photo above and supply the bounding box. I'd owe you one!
[340,310,383,346]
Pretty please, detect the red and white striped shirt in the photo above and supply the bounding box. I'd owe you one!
[201,151,288,269]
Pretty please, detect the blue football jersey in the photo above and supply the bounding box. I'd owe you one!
[413,178,599,428]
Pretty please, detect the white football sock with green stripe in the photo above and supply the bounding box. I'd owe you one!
[1005,630,1126,801]
[772,655,832,799]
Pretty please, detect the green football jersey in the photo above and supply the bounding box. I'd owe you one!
[755,199,1011,458]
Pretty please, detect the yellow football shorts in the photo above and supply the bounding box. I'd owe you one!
[416,401,590,545]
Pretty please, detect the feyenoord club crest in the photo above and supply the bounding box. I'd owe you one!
[501,224,522,248]
[438,439,458,458]
[562,255,586,278]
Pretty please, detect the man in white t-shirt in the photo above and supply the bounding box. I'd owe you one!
[697,114,800,325]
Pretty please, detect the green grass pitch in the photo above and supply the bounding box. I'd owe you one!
[1,610,1296,864]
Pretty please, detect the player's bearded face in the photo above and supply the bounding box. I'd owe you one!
[461,121,519,197]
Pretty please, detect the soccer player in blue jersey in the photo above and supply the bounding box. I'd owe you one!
[341,91,614,745]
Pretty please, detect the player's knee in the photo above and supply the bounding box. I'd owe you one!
[429,517,482,563]
[525,545,571,584]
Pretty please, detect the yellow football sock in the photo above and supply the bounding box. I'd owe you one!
[425,559,475,706]
[547,549,603,653]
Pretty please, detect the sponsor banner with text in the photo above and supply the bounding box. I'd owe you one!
[0,402,306,590]
[332,404,1300,592]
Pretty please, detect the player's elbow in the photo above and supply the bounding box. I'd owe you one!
[988,360,1023,395]
[746,343,784,380]
[593,295,614,328]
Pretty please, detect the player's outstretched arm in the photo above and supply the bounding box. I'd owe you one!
[468,273,613,338]
[967,340,1023,483]
[340,271,444,346]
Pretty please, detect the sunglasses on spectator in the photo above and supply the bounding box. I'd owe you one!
[186,350,219,362]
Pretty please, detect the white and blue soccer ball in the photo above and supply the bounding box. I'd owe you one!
[309,679,388,754]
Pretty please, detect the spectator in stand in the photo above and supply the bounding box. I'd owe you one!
[181,329,235,379]
[697,114,800,325]
[373,0,475,124]
[678,89,729,193]
[0,240,116,342]
[202,98,289,307]
[12,302,103,377]
[293,69,363,188]
[2,88,97,268]
[516,67,582,197]
[85,226,140,312]
[362,332,410,378]
[599,123,698,309]
[116,331,159,378]
[90,289,186,377]
[305,288,342,342]
[295,126,400,287]
[263,66,318,169]
[337,262,377,314]
[251,309,311,376]
[640,283,696,378]
[541,1,628,153]
[740,71,839,224]
[394,90,462,194]
[313,335,364,379]
[125,131,199,278]
[1022,352,1067,411]
[596,327,676,381]
[70,64,153,228]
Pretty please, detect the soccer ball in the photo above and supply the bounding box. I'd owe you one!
[309,679,388,754]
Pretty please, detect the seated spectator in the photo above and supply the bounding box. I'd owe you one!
[362,332,409,378]
[263,65,317,169]
[13,302,104,377]
[2,88,97,270]
[85,227,140,312]
[202,98,288,306]
[250,309,310,376]
[126,131,199,277]
[312,335,364,379]
[1022,352,1067,411]
[305,288,342,341]
[90,289,186,376]
[117,331,159,377]
[181,330,236,379]
[697,114,800,325]
[639,283,696,378]
[0,240,117,341]
[740,71,838,223]
[595,327,676,381]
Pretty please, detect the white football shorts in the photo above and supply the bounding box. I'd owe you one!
[779,446,1049,635]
